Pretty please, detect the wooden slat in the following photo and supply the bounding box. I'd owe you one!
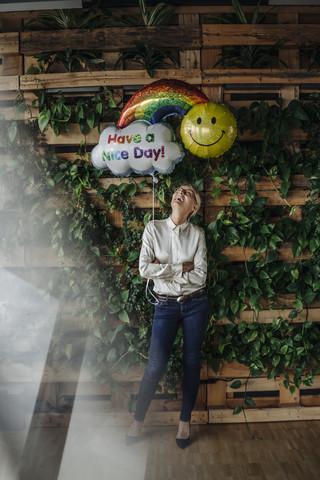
[203,69,320,85]
[20,26,201,55]
[206,175,310,191]
[209,406,320,423]
[217,308,320,325]
[19,69,202,91]
[0,55,22,76]
[220,244,310,262]
[0,74,19,91]
[206,189,310,207]
[0,32,19,55]
[202,24,320,47]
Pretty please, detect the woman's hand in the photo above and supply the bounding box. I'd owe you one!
[153,258,194,273]
[182,262,194,273]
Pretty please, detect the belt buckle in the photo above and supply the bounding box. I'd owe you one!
[177,295,185,303]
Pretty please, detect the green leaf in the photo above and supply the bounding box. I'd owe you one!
[230,299,239,314]
[38,109,51,131]
[8,121,17,142]
[211,358,221,374]
[238,321,247,334]
[54,171,66,184]
[292,298,303,310]
[120,289,129,303]
[244,395,256,406]
[233,405,243,415]
[119,310,130,323]
[230,380,242,389]
[86,112,95,130]
[127,250,139,262]
[94,327,102,339]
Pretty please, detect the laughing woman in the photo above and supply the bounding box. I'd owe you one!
[126,183,208,449]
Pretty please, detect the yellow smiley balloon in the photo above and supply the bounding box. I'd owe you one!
[180,102,237,158]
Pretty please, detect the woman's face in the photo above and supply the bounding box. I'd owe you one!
[171,186,198,217]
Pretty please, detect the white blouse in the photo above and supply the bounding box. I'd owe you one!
[139,217,207,296]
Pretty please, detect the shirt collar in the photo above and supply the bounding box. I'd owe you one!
[167,217,189,232]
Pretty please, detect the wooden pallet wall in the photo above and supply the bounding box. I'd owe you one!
[1,5,320,427]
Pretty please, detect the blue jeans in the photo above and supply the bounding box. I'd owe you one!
[134,294,209,422]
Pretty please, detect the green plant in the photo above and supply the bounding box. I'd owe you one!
[115,41,179,78]
[14,87,120,136]
[139,0,175,26]
[26,49,106,74]
[300,42,320,71]
[206,0,272,25]
[23,6,134,31]
[207,0,286,70]
[3,92,320,401]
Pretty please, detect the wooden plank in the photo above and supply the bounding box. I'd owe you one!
[0,55,22,76]
[206,189,310,207]
[279,374,300,406]
[20,26,201,55]
[217,308,320,325]
[209,406,320,423]
[220,244,311,262]
[206,175,310,191]
[0,75,19,91]
[0,32,19,55]
[226,377,278,393]
[202,24,320,47]
[19,69,202,91]
[203,69,320,85]
[30,409,208,427]
[278,14,300,69]
[207,381,227,407]
[208,360,250,379]
[178,14,201,70]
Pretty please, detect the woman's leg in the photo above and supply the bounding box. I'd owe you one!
[179,295,209,423]
[134,301,181,422]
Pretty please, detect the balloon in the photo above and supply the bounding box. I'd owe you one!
[118,79,208,128]
[117,79,237,159]
[180,102,237,158]
[91,120,184,177]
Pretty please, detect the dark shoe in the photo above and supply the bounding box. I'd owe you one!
[176,436,191,449]
[125,434,142,446]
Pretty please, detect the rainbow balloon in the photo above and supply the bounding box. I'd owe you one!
[117,79,237,158]
[118,79,209,128]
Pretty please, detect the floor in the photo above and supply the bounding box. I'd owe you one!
[1,421,320,480]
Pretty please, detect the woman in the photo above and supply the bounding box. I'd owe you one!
[126,183,208,448]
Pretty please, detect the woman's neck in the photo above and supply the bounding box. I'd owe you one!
[170,212,189,226]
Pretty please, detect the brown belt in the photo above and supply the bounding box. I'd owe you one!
[155,288,206,304]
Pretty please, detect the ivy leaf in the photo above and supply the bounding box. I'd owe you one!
[238,321,247,334]
[119,310,130,323]
[107,348,117,363]
[120,289,129,303]
[230,299,239,314]
[230,380,242,389]
[94,327,102,339]
[244,395,256,406]
[54,171,66,184]
[8,121,17,142]
[233,405,243,415]
[292,298,303,310]
[126,183,137,197]
[211,358,221,374]
[38,109,51,131]
[127,250,139,262]
[86,112,95,130]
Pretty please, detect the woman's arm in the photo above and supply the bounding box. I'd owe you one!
[139,223,183,280]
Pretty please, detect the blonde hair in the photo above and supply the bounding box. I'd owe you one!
[180,182,201,218]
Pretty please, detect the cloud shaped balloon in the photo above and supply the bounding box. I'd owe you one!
[91,120,184,177]
[92,79,237,177]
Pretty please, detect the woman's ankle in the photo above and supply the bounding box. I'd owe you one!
[176,420,190,439]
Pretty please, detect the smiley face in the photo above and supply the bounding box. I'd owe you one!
[180,102,237,158]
